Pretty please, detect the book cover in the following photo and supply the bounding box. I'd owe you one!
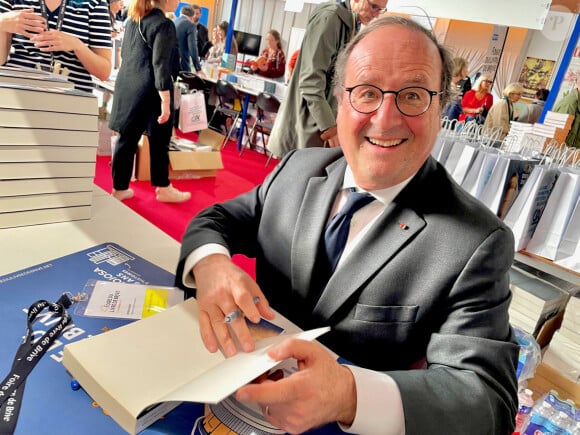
[0,127,98,147]
[0,243,181,435]
[62,299,329,435]
[0,108,97,131]
[0,82,97,115]
[0,177,94,197]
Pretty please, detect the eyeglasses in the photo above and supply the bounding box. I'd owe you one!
[482,80,493,84]
[344,84,442,117]
[365,0,388,14]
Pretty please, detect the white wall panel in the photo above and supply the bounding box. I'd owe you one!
[216,0,316,57]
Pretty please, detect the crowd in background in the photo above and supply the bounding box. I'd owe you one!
[442,56,552,139]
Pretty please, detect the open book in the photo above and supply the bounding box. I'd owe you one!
[62,297,329,435]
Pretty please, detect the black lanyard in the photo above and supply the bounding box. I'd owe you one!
[39,0,67,32]
[0,295,73,435]
[37,0,67,72]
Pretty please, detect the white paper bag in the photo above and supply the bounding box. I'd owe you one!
[178,91,208,133]
[526,169,580,260]
[443,139,467,174]
[461,147,500,199]
[449,142,480,185]
[479,154,536,217]
[502,165,560,251]
[554,195,580,271]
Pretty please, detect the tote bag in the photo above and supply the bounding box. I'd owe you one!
[461,147,501,200]
[526,168,580,260]
[554,195,580,272]
[178,91,208,133]
[449,141,480,185]
[479,154,537,217]
[502,165,560,251]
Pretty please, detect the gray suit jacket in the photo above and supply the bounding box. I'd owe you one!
[177,147,519,434]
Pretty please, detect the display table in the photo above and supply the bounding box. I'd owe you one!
[0,187,340,435]
[0,186,178,276]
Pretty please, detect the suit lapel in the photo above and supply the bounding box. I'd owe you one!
[290,159,346,297]
[312,201,426,321]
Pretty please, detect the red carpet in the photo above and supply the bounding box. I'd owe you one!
[93,131,276,276]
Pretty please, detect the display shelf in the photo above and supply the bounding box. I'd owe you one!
[515,250,580,287]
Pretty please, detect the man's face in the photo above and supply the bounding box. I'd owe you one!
[336,24,442,191]
[354,0,388,25]
[192,8,201,24]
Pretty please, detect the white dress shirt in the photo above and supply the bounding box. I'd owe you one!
[182,165,414,435]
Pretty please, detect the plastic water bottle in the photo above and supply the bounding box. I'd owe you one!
[550,410,573,434]
[514,389,534,433]
[523,393,556,435]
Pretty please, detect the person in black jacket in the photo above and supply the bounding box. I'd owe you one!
[192,4,210,59]
[109,0,191,203]
[174,5,202,73]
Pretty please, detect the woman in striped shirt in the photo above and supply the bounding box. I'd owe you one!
[0,0,112,93]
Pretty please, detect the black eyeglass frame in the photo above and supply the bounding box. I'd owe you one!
[343,84,443,117]
[365,0,388,14]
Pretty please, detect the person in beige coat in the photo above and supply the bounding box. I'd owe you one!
[483,82,524,139]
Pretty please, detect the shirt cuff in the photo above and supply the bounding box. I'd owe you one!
[181,243,231,288]
[339,365,405,435]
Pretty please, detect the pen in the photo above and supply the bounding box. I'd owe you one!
[224,296,260,323]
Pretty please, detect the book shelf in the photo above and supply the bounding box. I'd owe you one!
[515,250,580,287]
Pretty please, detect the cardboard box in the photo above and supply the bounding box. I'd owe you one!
[527,361,580,405]
[136,129,224,181]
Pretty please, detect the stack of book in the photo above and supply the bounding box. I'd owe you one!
[528,111,574,151]
[0,69,98,229]
[504,121,534,153]
[508,263,571,338]
[543,110,574,131]
[542,294,580,382]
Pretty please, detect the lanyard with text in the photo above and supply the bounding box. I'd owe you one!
[0,295,73,435]
[39,0,67,32]
[37,0,67,72]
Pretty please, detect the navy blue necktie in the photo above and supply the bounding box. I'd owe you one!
[324,189,375,273]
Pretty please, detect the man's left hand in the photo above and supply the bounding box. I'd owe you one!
[235,338,357,433]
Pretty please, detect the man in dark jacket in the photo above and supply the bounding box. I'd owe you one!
[192,4,211,59]
[174,5,202,73]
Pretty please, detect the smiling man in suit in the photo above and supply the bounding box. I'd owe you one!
[176,16,518,435]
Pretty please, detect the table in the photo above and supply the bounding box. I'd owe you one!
[197,73,286,151]
[0,187,340,435]
[0,187,184,434]
[0,187,178,276]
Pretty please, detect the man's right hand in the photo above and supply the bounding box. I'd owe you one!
[192,254,275,356]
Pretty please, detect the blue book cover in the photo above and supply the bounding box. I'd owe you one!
[0,243,342,434]
[0,242,203,435]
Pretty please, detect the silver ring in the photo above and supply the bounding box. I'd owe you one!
[265,405,270,416]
